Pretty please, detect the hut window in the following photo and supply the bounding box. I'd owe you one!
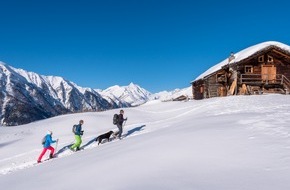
[268,55,273,62]
[258,55,264,62]
[245,65,253,73]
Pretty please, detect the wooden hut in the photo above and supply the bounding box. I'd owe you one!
[191,41,290,100]
[173,95,188,101]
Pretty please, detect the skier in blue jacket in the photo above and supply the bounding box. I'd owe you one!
[37,130,58,163]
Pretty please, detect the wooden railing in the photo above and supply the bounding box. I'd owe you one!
[241,74,283,84]
[282,75,290,92]
[241,74,290,93]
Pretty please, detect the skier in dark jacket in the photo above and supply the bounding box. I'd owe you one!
[70,120,84,151]
[115,110,127,139]
[37,130,58,163]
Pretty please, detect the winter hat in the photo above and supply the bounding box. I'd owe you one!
[47,130,53,135]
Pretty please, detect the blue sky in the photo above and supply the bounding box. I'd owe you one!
[1,0,290,93]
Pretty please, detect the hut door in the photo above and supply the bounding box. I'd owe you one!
[261,65,276,82]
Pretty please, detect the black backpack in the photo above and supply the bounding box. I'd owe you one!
[72,125,77,133]
[41,136,46,145]
[113,114,119,125]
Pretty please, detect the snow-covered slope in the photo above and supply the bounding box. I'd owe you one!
[195,41,290,81]
[1,94,290,190]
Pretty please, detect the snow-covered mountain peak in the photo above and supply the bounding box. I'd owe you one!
[128,82,137,87]
[99,83,152,106]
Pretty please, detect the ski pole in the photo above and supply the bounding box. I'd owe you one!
[123,119,127,127]
[122,120,127,132]
[55,139,58,152]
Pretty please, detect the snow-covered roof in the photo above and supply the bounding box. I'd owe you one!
[193,41,290,82]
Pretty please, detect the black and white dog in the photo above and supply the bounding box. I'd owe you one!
[95,131,114,145]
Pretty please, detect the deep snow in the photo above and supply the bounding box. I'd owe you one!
[0,94,290,190]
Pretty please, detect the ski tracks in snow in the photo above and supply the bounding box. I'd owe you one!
[130,102,208,132]
[1,102,208,176]
[0,124,148,175]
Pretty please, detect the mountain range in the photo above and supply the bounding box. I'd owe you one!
[0,62,191,126]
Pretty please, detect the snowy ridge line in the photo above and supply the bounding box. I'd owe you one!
[0,123,147,176]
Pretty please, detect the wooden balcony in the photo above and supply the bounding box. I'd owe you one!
[240,74,290,93]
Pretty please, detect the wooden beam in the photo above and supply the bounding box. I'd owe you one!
[228,79,237,95]
[272,49,290,59]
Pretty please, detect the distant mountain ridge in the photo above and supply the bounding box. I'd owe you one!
[0,61,192,126]
[0,62,152,126]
